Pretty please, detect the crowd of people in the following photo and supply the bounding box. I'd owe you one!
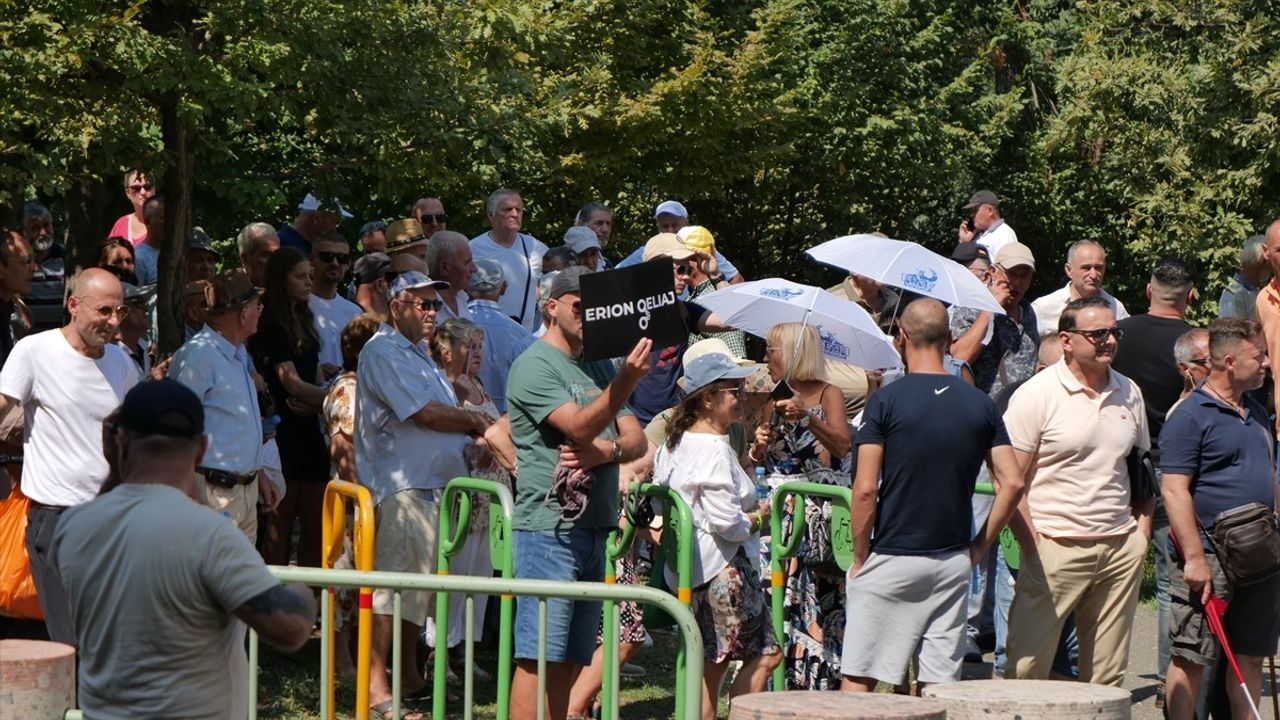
[0,178,1278,720]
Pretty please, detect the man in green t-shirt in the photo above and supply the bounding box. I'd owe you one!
[505,265,651,720]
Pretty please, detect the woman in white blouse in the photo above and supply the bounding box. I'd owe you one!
[654,352,780,720]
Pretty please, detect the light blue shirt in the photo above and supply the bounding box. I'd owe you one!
[467,298,535,414]
[615,247,739,280]
[167,327,263,474]
[134,242,160,286]
[355,324,469,504]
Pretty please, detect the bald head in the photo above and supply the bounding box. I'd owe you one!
[1037,333,1062,369]
[899,298,949,350]
[71,267,124,299]
[1264,219,1280,277]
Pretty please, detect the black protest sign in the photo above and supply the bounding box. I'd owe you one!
[580,260,688,361]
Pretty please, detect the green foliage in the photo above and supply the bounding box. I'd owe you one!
[1,0,1278,320]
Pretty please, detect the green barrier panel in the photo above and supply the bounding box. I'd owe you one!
[767,481,854,691]
[604,482,694,720]
[434,477,516,720]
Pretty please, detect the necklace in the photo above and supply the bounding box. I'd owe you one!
[1203,382,1244,416]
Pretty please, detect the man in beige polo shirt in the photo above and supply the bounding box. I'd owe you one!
[1003,296,1151,687]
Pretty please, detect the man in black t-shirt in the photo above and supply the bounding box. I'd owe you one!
[1108,258,1194,706]
[840,299,1026,692]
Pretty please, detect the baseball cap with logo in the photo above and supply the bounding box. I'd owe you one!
[995,242,1036,270]
[386,270,448,301]
[642,233,696,262]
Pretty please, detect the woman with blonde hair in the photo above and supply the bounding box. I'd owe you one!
[748,321,852,690]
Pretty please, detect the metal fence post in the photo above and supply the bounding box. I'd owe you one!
[320,480,375,720]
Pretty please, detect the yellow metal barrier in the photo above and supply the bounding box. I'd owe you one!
[320,480,375,720]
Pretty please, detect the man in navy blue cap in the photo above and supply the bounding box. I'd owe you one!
[52,379,316,720]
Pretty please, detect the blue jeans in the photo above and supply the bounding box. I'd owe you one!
[513,528,607,665]
[1153,522,1172,683]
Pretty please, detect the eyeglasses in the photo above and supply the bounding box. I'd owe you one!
[127,183,154,193]
[419,213,448,224]
[316,252,351,264]
[569,301,582,316]
[674,264,694,277]
[1067,327,1124,343]
[712,383,746,399]
[397,298,443,313]
[85,303,131,320]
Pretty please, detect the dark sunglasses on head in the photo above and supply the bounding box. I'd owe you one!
[316,251,351,264]
[1068,327,1124,343]
[419,213,448,224]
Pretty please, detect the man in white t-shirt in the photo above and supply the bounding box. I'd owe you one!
[0,267,141,644]
[427,230,476,321]
[308,231,363,370]
[470,189,548,332]
[958,189,1018,260]
[1031,240,1130,338]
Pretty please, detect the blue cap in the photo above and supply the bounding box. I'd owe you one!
[387,270,448,301]
[680,352,757,396]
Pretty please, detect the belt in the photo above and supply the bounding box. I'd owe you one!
[197,467,257,488]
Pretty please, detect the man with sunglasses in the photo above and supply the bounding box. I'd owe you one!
[308,231,362,372]
[0,267,141,644]
[1003,296,1151,687]
[355,270,492,717]
[412,196,449,237]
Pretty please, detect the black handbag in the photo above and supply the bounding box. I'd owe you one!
[1209,502,1280,587]
[1126,447,1159,507]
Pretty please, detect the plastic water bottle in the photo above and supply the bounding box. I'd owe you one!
[754,466,769,504]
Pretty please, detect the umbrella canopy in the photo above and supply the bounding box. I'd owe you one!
[806,234,1006,315]
[697,278,902,370]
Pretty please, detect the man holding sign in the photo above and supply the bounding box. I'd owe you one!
[505,265,652,720]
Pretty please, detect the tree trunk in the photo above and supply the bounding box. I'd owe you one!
[156,93,194,356]
[63,164,108,278]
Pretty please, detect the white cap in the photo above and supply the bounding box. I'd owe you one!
[563,226,602,254]
[298,193,354,219]
[654,200,688,219]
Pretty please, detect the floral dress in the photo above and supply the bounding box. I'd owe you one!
[763,404,851,691]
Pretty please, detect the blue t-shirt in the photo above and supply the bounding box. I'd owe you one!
[856,373,1010,555]
[1158,387,1275,552]
[277,224,310,254]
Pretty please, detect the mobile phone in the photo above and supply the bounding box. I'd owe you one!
[770,378,794,401]
[963,216,976,233]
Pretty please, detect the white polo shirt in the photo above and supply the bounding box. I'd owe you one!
[469,232,548,332]
[1002,359,1148,538]
[0,329,141,506]
[1031,284,1130,338]
[354,324,469,504]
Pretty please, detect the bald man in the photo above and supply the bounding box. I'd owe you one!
[1031,240,1129,338]
[0,267,142,643]
[841,299,1025,691]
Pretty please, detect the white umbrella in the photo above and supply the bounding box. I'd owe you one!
[697,278,902,370]
[806,234,1006,315]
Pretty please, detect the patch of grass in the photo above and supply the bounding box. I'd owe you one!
[256,631,688,719]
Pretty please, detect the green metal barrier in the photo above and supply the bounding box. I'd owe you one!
[974,481,1019,569]
[238,568,704,720]
[604,482,695,720]
[432,477,515,720]
[767,481,854,691]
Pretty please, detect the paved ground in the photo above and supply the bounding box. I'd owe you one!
[962,604,1278,720]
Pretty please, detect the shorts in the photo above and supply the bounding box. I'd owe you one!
[194,473,258,541]
[372,489,440,626]
[1169,549,1280,664]
[840,549,970,685]
[513,528,607,665]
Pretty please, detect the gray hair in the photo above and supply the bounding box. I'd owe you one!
[425,231,468,276]
[1242,234,1266,267]
[486,188,520,216]
[1173,328,1209,365]
[22,201,51,226]
[575,202,610,224]
[1066,239,1104,265]
[237,222,277,257]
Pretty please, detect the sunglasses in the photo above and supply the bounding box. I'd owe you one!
[316,251,351,264]
[674,263,695,277]
[87,304,131,320]
[569,300,582,316]
[1067,327,1124,343]
[398,298,443,312]
[419,213,448,224]
[127,183,154,193]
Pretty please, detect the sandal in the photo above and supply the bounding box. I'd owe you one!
[403,681,460,704]
[369,700,426,720]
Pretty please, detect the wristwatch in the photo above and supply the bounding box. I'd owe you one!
[611,440,623,462]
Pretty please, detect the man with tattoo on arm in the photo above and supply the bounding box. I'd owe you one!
[51,380,316,720]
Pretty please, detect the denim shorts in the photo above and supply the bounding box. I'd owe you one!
[513,528,607,665]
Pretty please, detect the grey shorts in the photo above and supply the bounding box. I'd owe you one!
[840,549,970,685]
[1169,550,1280,664]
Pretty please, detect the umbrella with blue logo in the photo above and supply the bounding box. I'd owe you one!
[806,234,1006,315]
[697,278,902,370]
